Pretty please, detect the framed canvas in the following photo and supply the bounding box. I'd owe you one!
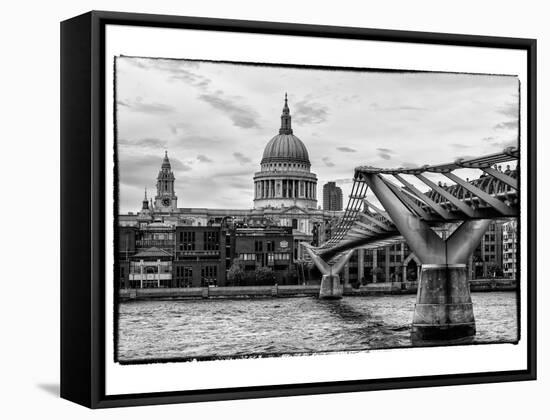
[60,10,537,408]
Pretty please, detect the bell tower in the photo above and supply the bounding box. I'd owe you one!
[154,151,178,212]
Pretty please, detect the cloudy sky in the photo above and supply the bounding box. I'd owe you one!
[115,56,519,213]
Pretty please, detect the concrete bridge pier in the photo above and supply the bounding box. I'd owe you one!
[302,246,353,299]
[319,274,343,299]
[412,263,475,342]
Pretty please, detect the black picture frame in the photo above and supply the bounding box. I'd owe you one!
[60,10,537,409]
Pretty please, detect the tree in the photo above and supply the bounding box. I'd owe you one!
[255,266,276,285]
[227,258,245,286]
[486,262,503,278]
[372,267,384,281]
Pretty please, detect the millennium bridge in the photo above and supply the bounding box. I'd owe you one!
[303,147,519,342]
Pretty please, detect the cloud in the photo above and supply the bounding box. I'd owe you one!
[332,178,354,184]
[117,98,175,115]
[341,94,360,103]
[293,99,329,125]
[376,147,395,160]
[197,154,213,163]
[401,162,417,168]
[228,180,252,190]
[482,136,496,142]
[490,139,518,149]
[215,168,255,177]
[175,134,223,148]
[166,157,192,172]
[322,157,335,167]
[198,92,261,129]
[336,146,357,153]
[118,154,192,189]
[450,143,470,149]
[233,152,252,165]
[124,57,211,91]
[453,155,476,161]
[370,102,427,112]
[494,120,518,130]
[118,138,167,148]
[497,102,519,119]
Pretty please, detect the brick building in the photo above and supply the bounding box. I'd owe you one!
[173,226,228,287]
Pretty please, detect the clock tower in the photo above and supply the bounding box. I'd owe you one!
[154,151,178,212]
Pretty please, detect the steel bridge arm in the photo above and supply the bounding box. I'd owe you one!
[415,174,475,217]
[444,172,516,216]
[381,177,433,220]
[482,167,518,190]
[363,173,446,264]
[392,173,452,220]
[446,219,492,264]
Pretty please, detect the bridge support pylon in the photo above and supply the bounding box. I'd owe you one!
[412,263,474,342]
[302,246,353,299]
[319,274,343,299]
[364,174,491,343]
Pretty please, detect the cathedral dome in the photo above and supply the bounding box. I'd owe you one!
[253,94,318,211]
[260,93,310,165]
[261,133,310,164]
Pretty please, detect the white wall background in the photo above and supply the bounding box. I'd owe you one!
[0,0,547,418]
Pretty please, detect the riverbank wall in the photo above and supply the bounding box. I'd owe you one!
[119,278,516,301]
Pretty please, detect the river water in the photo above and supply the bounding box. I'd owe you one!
[117,291,518,363]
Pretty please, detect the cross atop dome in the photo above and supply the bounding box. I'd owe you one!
[279,93,293,135]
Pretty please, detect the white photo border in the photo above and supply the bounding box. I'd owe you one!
[104,23,529,396]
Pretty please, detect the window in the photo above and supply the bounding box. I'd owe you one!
[266,240,275,252]
[239,253,256,261]
[292,219,298,229]
[204,230,220,251]
[270,253,290,261]
[201,266,218,286]
[179,266,192,287]
[254,240,263,252]
[181,231,195,250]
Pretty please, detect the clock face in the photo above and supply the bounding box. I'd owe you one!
[162,198,171,207]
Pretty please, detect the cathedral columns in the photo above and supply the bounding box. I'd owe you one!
[289,180,292,198]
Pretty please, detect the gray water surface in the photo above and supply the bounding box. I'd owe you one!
[117,291,518,362]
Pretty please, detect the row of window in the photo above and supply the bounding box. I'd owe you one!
[178,231,220,251]
[141,233,174,240]
[128,263,172,274]
[262,162,308,170]
[239,252,291,261]
[254,240,276,252]
[174,265,219,287]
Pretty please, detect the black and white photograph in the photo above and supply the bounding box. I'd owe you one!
[114,56,521,363]
[1,0,546,416]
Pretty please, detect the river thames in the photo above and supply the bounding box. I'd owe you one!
[117,291,518,363]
